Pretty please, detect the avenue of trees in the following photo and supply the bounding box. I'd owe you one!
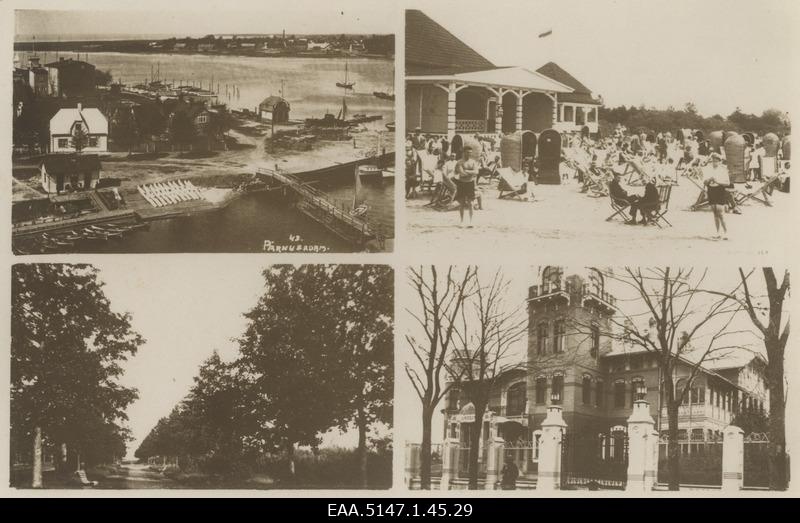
[600,104,790,137]
[135,265,394,488]
[11,264,143,488]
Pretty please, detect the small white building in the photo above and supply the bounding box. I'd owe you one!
[40,154,102,194]
[308,41,331,51]
[49,103,109,153]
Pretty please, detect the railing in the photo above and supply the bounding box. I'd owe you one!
[657,439,723,486]
[499,405,527,418]
[455,119,487,133]
[528,280,616,307]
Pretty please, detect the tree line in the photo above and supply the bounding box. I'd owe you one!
[600,103,790,137]
[135,265,394,488]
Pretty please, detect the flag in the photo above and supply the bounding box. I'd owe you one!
[538,29,553,38]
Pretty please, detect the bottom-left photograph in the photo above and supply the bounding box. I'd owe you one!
[10,262,394,490]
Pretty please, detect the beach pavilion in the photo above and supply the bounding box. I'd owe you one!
[405,10,602,139]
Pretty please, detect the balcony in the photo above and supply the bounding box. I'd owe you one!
[455,119,487,133]
[528,282,570,304]
[580,284,617,312]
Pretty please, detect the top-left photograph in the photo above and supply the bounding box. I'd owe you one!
[11,7,396,254]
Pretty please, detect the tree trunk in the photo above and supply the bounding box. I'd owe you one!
[666,401,680,491]
[356,408,368,489]
[468,402,487,490]
[420,407,433,490]
[32,427,43,488]
[766,340,787,490]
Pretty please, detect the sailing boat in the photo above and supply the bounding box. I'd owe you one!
[373,65,395,100]
[351,165,368,217]
[336,57,355,90]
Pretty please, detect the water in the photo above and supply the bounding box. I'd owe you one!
[21,51,395,121]
[78,179,394,253]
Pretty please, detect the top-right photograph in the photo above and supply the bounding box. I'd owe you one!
[404,1,793,259]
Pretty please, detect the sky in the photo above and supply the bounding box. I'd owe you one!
[14,0,395,40]
[397,265,777,445]
[411,0,798,117]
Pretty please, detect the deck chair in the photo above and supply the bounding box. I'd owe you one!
[735,176,781,207]
[497,167,528,200]
[75,470,98,487]
[644,185,673,228]
[623,157,650,186]
[606,191,632,223]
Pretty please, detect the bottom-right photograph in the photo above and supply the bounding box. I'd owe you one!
[401,266,789,493]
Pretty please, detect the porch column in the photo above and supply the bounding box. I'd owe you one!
[405,443,421,488]
[536,405,567,491]
[626,399,656,492]
[722,425,744,492]
[440,438,460,491]
[515,91,524,131]
[447,82,457,140]
[484,436,505,490]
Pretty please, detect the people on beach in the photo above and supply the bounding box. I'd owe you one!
[609,171,643,224]
[703,152,730,240]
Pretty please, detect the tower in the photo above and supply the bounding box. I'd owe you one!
[526,267,616,434]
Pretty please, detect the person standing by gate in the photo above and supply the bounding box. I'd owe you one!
[501,457,519,490]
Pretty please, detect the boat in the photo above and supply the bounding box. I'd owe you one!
[336,57,355,90]
[358,164,383,181]
[373,91,395,101]
[350,165,369,218]
[385,122,395,132]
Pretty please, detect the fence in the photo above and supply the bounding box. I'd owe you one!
[743,433,770,489]
[657,438,723,486]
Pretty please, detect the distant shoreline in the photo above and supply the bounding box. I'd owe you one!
[13,40,394,60]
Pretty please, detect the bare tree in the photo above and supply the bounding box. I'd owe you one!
[570,268,747,490]
[405,266,477,489]
[449,269,528,489]
[709,268,790,490]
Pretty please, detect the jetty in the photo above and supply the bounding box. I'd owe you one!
[256,167,384,249]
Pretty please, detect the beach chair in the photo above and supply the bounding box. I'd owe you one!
[735,176,781,207]
[74,470,98,487]
[497,168,528,200]
[645,185,673,228]
[606,191,632,223]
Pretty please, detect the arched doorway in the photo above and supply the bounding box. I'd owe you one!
[537,129,562,184]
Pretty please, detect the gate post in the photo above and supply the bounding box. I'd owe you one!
[405,443,420,488]
[536,405,567,491]
[626,399,655,492]
[722,425,744,492]
[440,438,460,491]
[646,429,659,491]
[484,436,505,490]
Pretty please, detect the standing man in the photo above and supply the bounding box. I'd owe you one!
[703,152,730,240]
[455,145,479,228]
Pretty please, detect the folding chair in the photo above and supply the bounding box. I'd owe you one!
[647,185,673,228]
[606,192,632,223]
[497,167,529,200]
[75,470,98,487]
[735,176,781,207]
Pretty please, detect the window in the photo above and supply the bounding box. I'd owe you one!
[691,385,705,404]
[541,266,562,290]
[595,380,604,407]
[587,108,597,123]
[614,381,626,408]
[590,325,600,359]
[564,105,574,122]
[576,106,585,126]
[58,138,69,148]
[447,388,460,411]
[535,378,547,404]
[582,376,592,405]
[630,355,643,370]
[691,428,705,441]
[88,137,98,147]
[676,379,689,405]
[506,382,526,416]
[589,269,604,296]
[554,319,566,353]
[551,375,564,404]
[537,322,549,355]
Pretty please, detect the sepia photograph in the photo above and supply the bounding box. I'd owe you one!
[404,2,793,258]
[10,262,394,489]
[11,4,395,254]
[401,266,789,492]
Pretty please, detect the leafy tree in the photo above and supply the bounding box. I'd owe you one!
[169,111,195,152]
[11,264,143,487]
[112,107,140,155]
[94,69,113,86]
[70,124,89,153]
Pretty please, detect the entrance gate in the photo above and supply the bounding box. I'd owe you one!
[561,431,628,490]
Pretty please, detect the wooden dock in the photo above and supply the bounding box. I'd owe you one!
[256,167,384,248]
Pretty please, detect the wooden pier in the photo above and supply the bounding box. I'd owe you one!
[256,167,384,249]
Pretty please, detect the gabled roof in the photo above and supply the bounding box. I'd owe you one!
[41,154,101,174]
[407,66,574,94]
[536,61,601,105]
[49,107,109,135]
[405,9,495,75]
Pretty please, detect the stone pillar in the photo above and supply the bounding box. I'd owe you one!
[484,436,505,490]
[440,438,460,491]
[645,429,659,491]
[405,443,421,488]
[494,95,503,135]
[722,425,744,492]
[515,92,524,131]
[536,406,567,491]
[626,400,656,492]
[552,93,559,128]
[447,83,457,140]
